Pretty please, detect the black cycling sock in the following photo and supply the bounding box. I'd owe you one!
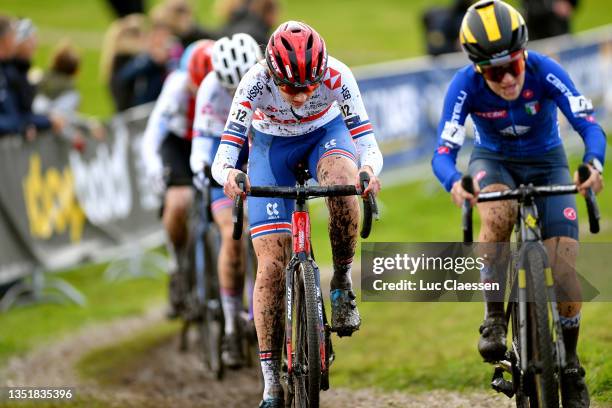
[331,262,352,291]
[563,326,580,366]
[485,302,505,319]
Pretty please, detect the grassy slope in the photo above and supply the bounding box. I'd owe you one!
[0,262,166,365]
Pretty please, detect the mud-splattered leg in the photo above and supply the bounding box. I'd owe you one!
[252,233,290,401]
[317,155,359,290]
[545,236,582,365]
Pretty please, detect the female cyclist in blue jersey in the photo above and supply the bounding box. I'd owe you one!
[431,1,606,407]
[211,21,383,407]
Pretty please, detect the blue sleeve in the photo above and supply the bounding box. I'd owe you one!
[431,70,472,191]
[541,56,607,165]
[117,55,159,83]
[0,112,24,135]
[28,113,51,130]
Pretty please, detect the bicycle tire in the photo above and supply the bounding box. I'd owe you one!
[199,226,224,380]
[294,261,321,408]
[510,301,529,408]
[527,250,559,407]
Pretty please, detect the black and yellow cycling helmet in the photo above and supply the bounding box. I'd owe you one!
[460,0,528,65]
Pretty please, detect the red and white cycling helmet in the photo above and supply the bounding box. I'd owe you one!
[187,39,215,88]
[265,21,327,87]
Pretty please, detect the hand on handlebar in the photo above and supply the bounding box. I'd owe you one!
[224,169,250,200]
[451,177,479,208]
[574,164,604,197]
[356,166,381,197]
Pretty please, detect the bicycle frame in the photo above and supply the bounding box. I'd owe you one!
[510,194,566,376]
[461,166,599,405]
[285,183,328,378]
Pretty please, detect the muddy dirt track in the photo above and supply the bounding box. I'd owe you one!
[0,305,527,407]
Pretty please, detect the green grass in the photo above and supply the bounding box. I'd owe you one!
[0,0,610,403]
[0,261,167,365]
[2,0,611,116]
[329,302,612,402]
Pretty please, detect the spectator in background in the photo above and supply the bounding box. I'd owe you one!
[113,16,181,108]
[33,41,81,117]
[6,18,64,140]
[0,15,20,136]
[522,0,578,40]
[160,0,217,47]
[100,13,147,112]
[217,0,279,49]
[423,0,474,56]
[105,0,145,18]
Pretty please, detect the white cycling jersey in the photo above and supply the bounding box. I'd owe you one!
[211,56,383,185]
[190,72,234,173]
[142,70,190,177]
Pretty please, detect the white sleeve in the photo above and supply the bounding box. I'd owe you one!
[142,72,187,176]
[190,136,215,174]
[329,57,383,176]
[211,66,261,185]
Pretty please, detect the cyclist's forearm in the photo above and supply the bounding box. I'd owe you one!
[580,126,607,166]
[432,149,461,191]
[212,143,240,185]
[354,133,383,175]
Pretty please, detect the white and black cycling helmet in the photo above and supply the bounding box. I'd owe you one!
[212,33,262,89]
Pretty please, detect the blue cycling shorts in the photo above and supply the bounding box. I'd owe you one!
[247,114,357,238]
[468,145,578,240]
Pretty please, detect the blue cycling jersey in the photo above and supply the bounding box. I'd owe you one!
[431,50,607,191]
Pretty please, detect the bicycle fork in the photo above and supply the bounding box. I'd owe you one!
[284,210,328,377]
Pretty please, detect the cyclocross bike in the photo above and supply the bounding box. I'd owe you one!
[175,164,259,380]
[233,164,378,408]
[462,164,600,407]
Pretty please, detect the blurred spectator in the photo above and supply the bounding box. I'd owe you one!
[423,0,473,56]
[33,41,81,117]
[160,0,217,47]
[0,15,20,136]
[34,41,104,150]
[113,18,181,109]
[106,0,145,18]
[6,18,64,139]
[522,0,578,40]
[217,0,279,48]
[100,13,147,111]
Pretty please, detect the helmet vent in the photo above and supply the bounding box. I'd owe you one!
[306,34,313,50]
[281,37,293,51]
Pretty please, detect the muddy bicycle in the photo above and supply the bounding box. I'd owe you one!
[233,165,378,407]
[177,166,259,380]
[462,164,600,407]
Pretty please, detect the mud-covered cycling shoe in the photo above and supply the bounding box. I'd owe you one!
[331,289,361,337]
[477,316,507,362]
[258,397,283,408]
[222,332,245,369]
[561,363,590,408]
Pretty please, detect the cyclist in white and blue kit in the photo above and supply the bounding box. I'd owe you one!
[189,33,261,368]
[212,21,383,408]
[431,1,606,406]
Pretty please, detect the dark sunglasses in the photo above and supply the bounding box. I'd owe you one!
[481,57,525,83]
[278,82,320,95]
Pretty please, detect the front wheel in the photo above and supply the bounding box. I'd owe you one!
[527,250,559,407]
[293,261,322,408]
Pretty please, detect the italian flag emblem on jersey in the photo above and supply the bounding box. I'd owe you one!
[524,101,540,115]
